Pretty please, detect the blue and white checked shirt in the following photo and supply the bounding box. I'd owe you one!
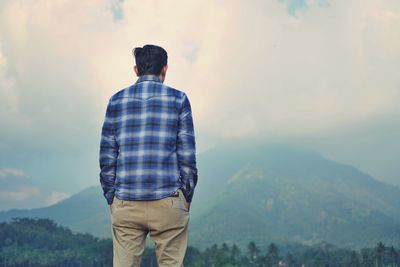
[99,74,198,205]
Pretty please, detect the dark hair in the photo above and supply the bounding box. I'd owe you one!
[132,44,168,76]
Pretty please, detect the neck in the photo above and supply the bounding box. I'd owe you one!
[158,73,165,83]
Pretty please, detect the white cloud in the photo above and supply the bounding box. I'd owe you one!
[46,191,70,206]
[0,0,399,187]
[0,186,40,201]
[0,168,26,179]
[0,43,16,111]
[0,0,398,145]
[192,0,400,139]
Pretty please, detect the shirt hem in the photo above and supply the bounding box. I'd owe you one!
[114,186,183,201]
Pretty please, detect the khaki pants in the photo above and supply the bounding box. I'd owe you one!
[110,189,190,267]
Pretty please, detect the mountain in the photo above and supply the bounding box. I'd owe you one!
[1,142,399,250]
[0,186,111,238]
[191,142,400,250]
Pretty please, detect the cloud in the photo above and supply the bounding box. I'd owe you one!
[198,0,400,139]
[0,168,26,179]
[0,168,70,210]
[0,0,398,141]
[0,186,40,202]
[0,168,42,209]
[0,0,399,191]
[46,191,71,206]
[0,43,30,135]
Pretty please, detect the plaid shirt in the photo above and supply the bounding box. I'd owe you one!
[99,74,198,205]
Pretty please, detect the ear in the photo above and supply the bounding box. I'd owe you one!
[163,64,168,73]
[133,65,139,76]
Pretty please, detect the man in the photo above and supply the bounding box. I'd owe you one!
[99,44,198,267]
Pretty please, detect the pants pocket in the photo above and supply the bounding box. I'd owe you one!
[172,189,189,212]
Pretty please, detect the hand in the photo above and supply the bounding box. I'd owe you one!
[184,200,190,211]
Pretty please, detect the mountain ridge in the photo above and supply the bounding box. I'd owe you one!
[1,142,399,250]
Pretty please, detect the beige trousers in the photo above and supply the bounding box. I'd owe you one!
[110,188,190,267]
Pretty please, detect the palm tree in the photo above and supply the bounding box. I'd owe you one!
[388,246,399,266]
[374,242,386,267]
[231,244,240,263]
[247,241,260,266]
[266,242,279,266]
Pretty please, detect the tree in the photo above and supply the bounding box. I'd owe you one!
[285,253,296,267]
[361,248,374,267]
[374,242,386,267]
[247,241,260,266]
[342,250,360,267]
[388,245,399,266]
[231,244,240,263]
[265,242,279,267]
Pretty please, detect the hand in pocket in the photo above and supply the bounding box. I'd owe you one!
[181,191,190,211]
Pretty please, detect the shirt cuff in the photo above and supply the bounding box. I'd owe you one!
[103,190,115,205]
[180,186,195,203]
[106,196,114,205]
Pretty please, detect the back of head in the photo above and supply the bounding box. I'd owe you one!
[133,44,168,76]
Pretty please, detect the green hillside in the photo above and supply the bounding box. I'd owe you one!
[1,142,399,251]
[192,142,400,250]
[0,186,112,238]
[2,218,399,267]
[0,217,113,266]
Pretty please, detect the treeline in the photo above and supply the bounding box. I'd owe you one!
[0,218,399,267]
[184,241,400,267]
[0,218,112,266]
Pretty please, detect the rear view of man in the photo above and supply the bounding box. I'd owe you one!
[99,44,198,267]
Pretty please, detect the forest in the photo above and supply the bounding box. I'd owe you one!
[0,218,399,267]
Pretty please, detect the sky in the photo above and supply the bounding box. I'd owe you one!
[0,0,399,211]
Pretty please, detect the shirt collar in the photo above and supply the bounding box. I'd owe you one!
[135,74,162,84]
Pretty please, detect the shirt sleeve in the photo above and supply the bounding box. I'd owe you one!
[177,93,198,203]
[99,96,119,205]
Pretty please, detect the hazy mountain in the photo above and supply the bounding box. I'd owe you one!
[1,142,399,250]
[0,186,111,237]
[192,142,400,250]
